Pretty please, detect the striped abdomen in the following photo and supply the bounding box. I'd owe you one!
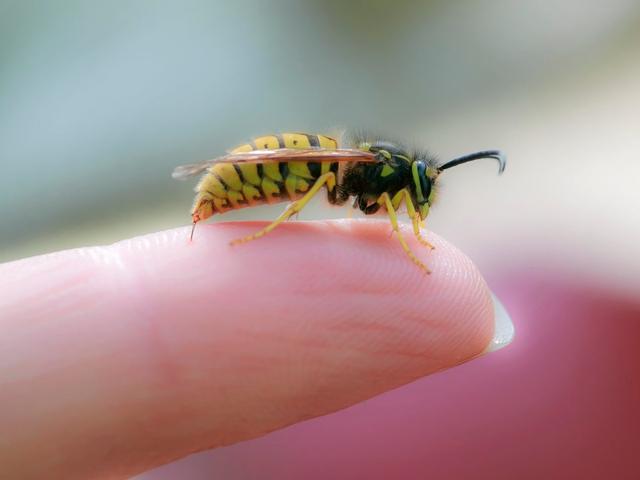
[193,133,338,220]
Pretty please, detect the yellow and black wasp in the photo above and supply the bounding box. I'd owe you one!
[172,132,506,273]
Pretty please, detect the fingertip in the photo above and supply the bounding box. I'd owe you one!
[0,220,498,479]
[115,220,495,362]
[126,219,495,362]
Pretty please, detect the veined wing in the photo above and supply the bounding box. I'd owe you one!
[172,148,377,180]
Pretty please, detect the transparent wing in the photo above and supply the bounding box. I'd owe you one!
[172,162,216,179]
[172,148,377,180]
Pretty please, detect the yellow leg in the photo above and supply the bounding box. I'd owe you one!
[230,172,336,246]
[390,189,435,250]
[377,192,431,274]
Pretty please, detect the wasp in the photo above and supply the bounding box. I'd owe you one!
[173,132,505,273]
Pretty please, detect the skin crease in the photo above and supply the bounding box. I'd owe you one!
[0,220,493,480]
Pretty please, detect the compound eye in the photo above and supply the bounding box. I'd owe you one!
[415,161,432,203]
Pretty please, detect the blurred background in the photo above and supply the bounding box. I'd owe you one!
[2,1,639,479]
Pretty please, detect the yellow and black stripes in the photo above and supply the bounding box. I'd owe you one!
[200,160,338,210]
[192,133,339,218]
[231,133,337,153]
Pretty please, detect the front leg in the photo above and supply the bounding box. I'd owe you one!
[390,189,435,250]
[377,192,431,274]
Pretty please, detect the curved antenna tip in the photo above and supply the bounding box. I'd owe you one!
[439,149,507,175]
[495,150,507,174]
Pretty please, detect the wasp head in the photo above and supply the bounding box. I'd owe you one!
[411,149,506,220]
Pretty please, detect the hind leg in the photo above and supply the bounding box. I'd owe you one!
[230,172,336,245]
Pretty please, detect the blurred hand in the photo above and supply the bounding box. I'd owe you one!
[0,220,511,479]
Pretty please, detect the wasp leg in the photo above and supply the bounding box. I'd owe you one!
[230,172,336,246]
[390,189,435,250]
[377,192,431,274]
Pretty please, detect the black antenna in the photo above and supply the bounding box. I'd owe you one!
[438,150,506,174]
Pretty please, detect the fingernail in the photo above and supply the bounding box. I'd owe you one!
[485,293,515,353]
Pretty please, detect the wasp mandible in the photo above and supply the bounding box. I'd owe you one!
[173,132,506,273]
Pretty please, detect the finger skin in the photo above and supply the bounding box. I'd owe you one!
[0,220,493,479]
